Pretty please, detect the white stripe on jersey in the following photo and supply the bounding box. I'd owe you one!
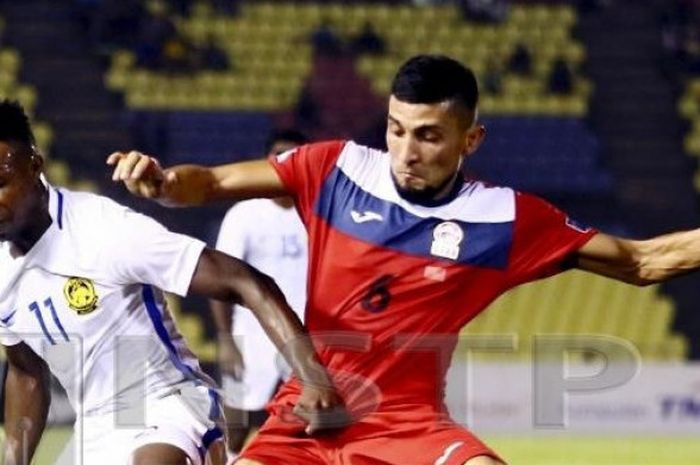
[336,141,516,223]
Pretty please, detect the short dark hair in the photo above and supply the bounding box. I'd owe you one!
[391,55,479,113]
[0,99,35,148]
[265,128,308,153]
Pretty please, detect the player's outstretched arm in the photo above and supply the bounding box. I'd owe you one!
[2,343,50,465]
[190,248,348,434]
[106,151,288,207]
[575,230,700,285]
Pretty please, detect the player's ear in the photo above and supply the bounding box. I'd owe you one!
[463,124,486,157]
[29,148,44,174]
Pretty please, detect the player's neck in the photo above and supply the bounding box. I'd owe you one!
[10,188,51,257]
[392,170,464,207]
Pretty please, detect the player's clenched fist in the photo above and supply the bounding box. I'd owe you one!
[106,150,174,200]
[293,385,351,435]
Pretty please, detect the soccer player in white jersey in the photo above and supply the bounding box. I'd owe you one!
[109,54,700,465]
[0,101,346,465]
[210,130,309,457]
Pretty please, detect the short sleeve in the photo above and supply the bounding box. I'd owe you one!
[268,140,346,223]
[0,318,21,346]
[103,208,206,296]
[215,204,249,260]
[507,193,597,286]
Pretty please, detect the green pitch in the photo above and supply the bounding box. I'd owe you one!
[3,429,699,464]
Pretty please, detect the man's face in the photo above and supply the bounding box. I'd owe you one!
[386,96,485,197]
[0,141,43,241]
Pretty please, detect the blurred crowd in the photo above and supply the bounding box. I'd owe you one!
[67,0,579,96]
[660,0,700,75]
[74,0,233,72]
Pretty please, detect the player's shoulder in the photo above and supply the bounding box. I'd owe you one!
[60,188,138,231]
[330,140,389,188]
[276,139,347,163]
[29,187,137,279]
[58,187,172,255]
[439,178,516,224]
[336,140,384,165]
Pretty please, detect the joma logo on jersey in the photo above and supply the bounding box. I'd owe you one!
[64,277,99,315]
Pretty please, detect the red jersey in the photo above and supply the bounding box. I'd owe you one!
[268,140,596,416]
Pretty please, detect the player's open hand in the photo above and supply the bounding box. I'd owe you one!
[293,385,351,435]
[106,150,174,199]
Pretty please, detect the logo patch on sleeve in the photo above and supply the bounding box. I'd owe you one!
[64,277,99,315]
[276,148,297,163]
[565,217,592,233]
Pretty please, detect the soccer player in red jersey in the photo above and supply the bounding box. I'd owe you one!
[108,55,700,465]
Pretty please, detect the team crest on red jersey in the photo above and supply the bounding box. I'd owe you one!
[430,221,464,260]
[565,217,591,233]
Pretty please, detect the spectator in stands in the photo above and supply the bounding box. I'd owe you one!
[310,19,344,57]
[483,58,503,94]
[350,22,386,56]
[295,84,320,132]
[658,0,700,74]
[92,0,145,50]
[577,0,612,14]
[548,58,574,95]
[458,0,509,24]
[507,42,532,76]
[193,35,231,71]
[134,3,180,70]
[166,0,193,16]
[161,36,194,73]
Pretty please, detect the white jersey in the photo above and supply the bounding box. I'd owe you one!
[0,185,214,418]
[217,198,307,324]
[216,198,307,410]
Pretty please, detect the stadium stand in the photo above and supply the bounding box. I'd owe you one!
[678,80,700,190]
[461,270,687,361]
[0,14,96,192]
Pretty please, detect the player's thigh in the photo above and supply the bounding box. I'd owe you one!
[238,414,327,465]
[235,460,268,465]
[341,418,503,465]
[131,443,189,465]
[463,455,506,465]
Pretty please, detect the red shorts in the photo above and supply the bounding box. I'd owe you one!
[238,406,503,465]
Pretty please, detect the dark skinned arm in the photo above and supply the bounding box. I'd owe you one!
[190,248,348,433]
[2,343,50,465]
[209,299,244,380]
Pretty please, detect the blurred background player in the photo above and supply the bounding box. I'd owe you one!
[210,129,309,458]
[0,100,344,465]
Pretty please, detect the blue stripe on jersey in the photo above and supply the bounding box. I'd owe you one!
[1,310,16,325]
[198,426,224,462]
[142,285,199,382]
[202,426,223,448]
[55,188,64,229]
[315,167,513,268]
[207,388,221,421]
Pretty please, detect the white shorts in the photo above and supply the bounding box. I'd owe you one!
[222,332,291,411]
[53,384,224,465]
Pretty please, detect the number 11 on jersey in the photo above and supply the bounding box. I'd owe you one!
[29,298,70,344]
